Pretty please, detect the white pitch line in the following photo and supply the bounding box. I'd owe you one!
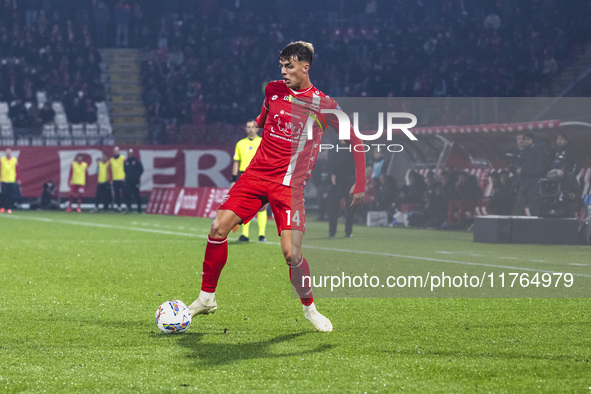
[2,214,591,278]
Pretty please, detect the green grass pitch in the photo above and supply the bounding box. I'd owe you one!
[0,211,589,392]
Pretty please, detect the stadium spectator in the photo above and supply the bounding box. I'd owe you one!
[328,141,357,238]
[231,120,267,243]
[0,148,20,214]
[513,133,545,216]
[552,133,582,175]
[372,173,398,213]
[66,153,88,213]
[398,171,426,205]
[422,171,448,228]
[110,146,126,211]
[444,172,483,229]
[30,179,60,210]
[114,0,131,47]
[92,0,110,48]
[8,99,28,129]
[544,168,581,218]
[124,148,143,213]
[38,101,56,124]
[311,156,330,221]
[94,153,111,211]
[488,170,514,215]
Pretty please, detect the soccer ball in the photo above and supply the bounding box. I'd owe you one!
[155,300,192,334]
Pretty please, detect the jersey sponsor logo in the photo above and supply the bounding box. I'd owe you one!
[283,95,307,106]
[279,109,301,119]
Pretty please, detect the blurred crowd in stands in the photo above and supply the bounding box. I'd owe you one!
[1,0,590,140]
[0,0,105,134]
[137,0,591,131]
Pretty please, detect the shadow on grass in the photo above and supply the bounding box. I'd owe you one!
[177,331,334,366]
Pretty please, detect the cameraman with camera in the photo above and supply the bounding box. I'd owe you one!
[540,166,581,218]
[513,133,545,216]
[552,133,581,175]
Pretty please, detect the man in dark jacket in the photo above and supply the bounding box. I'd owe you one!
[552,133,581,175]
[124,148,144,213]
[327,142,356,238]
[513,133,545,216]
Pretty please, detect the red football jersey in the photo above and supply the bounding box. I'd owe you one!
[249,80,339,189]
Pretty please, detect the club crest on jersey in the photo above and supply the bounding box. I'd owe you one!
[272,114,304,138]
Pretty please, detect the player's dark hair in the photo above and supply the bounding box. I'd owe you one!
[280,41,314,65]
[557,132,568,141]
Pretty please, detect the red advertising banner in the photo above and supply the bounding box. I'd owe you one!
[0,145,233,198]
[147,187,230,218]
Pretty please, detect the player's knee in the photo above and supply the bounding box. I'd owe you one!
[282,250,301,266]
[209,219,228,239]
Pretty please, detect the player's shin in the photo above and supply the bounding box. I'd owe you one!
[289,255,314,306]
[200,236,228,293]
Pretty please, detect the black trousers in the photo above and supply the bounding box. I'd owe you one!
[125,180,142,212]
[328,179,355,237]
[1,182,14,210]
[95,182,112,209]
[112,180,125,208]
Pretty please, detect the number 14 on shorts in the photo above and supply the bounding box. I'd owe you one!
[286,210,301,226]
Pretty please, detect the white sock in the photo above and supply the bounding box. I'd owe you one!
[199,290,215,302]
[303,302,316,314]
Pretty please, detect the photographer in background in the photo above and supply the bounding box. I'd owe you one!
[552,133,581,175]
[513,133,545,216]
[541,168,581,218]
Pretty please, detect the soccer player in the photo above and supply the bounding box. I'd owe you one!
[94,153,111,211]
[232,120,268,242]
[110,146,126,211]
[189,41,366,332]
[66,154,88,213]
[0,148,20,214]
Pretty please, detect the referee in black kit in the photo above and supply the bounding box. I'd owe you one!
[124,148,144,213]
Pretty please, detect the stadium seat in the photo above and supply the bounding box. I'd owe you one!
[57,125,70,137]
[0,102,8,115]
[74,137,87,146]
[42,124,56,136]
[71,124,85,137]
[60,138,72,146]
[99,123,112,136]
[16,137,30,146]
[31,137,44,146]
[45,137,58,146]
[55,113,68,126]
[86,124,99,136]
[1,124,13,137]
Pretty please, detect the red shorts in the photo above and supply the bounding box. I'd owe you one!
[220,172,305,235]
[70,185,85,195]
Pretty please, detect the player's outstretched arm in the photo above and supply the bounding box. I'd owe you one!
[346,129,366,210]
